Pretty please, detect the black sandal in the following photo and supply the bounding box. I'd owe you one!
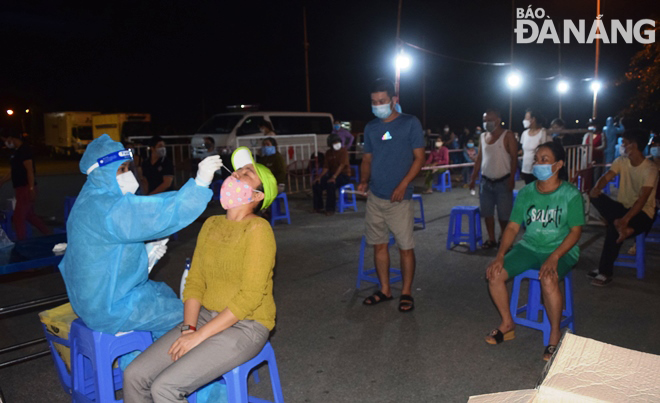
[398,294,415,312]
[485,328,515,345]
[482,240,498,250]
[363,291,393,306]
[543,345,557,361]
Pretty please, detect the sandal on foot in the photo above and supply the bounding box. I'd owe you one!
[485,328,515,345]
[398,294,415,312]
[482,240,498,250]
[363,291,393,306]
[543,344,557,361]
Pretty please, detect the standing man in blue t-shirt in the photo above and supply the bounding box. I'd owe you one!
[357,78,426,312]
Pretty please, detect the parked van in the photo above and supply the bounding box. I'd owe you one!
[190,111,334,158]
[44,111,100,155]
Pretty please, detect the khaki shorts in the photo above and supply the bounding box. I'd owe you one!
[365,191,415,250]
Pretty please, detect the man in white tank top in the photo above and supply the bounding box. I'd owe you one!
[469,109,519,248]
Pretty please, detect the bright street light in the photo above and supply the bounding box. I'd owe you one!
[557,80,569,94]
[506,72,522,89]
[575,120,579,124]
[25,109,30,113]
[590,81,602,93]
[6,109,13,116]
[395,52,411,70]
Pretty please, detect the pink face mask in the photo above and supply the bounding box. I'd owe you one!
[220,176,261,210]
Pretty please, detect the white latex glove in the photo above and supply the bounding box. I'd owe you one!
[146,238,169,273]
[195,155,223,187]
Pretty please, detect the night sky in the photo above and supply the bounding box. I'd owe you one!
[1,0,658,137]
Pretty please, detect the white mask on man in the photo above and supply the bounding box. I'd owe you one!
[332,143,341,151]
[522,119,531,129]
[117,172,140,195]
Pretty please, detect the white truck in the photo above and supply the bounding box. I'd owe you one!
[44,111,100,155]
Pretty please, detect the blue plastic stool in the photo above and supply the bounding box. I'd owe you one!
[356,234,401,289]
[615,233,646,279]
[42,324,74,395]
[270,193,291,226]
[512,190,518,203]
[432,170,452,192]
[70,319,153,403]
[446,206,482,252]
[338,184,358,213]
[350,164,360,183]
[510,270,575,346]
[515,168,521,181]
[412,194,425,229]
[211,179,224,201]
[188,341,284,403]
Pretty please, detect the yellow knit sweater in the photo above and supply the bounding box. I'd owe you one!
[183,215,276,330]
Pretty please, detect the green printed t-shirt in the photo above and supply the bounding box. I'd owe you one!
[510,181,585,261]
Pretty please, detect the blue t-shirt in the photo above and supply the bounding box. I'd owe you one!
[363,113,425,200]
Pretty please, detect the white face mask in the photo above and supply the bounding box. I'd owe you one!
[5,141,14,149]
[332,143,341,151]
[522,119,531,129]
[444,127,450,133]
[619,144,628,158]
[483,121,496,132]
[157,147,166,158]
[117,172,140,195]
[435,141,443,148]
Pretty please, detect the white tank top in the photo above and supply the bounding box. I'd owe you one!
[481,130,511,180]
[520,128,548,173]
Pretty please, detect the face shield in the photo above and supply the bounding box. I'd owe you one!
[87,149,141,195]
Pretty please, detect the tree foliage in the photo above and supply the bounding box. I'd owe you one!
[623,24,660,115]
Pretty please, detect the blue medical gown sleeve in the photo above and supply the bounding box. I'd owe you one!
[104,179,212,243]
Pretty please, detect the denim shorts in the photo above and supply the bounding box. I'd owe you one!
[479,177,513,220]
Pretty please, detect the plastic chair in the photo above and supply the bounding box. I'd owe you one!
[70,319,153,403]
[510,270,575,346]
[338,184,358,213]
[270,193,291,226]
[188,341,284,403]
[615,233,646,279]
[350,164,360,183]
[412,194,425,229]
[356,234,401,289]
[432,170,452,192]
[446,206,482,252]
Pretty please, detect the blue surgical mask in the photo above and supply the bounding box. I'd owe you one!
[651,147,659,158]
[261,146,276,156]
[467,142,474,148]
[395,103,402,113]
[532,162,557,181]
[333,124,341,131]
[372,103,393,120]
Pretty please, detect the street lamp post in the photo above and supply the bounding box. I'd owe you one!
[506,71,522,130]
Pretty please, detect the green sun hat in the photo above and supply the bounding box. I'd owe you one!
[231,146,277,210]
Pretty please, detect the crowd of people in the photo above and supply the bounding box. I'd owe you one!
[0,76,658,400]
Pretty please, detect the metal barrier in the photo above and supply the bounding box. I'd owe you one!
[237,134,320,194]
[131,144,194,189]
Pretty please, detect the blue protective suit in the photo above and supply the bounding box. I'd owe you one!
[603,116,625,164]
[59,135,212,334]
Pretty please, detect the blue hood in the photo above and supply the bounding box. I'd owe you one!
[80,134,127,196]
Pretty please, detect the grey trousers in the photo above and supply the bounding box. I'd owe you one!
[123,307,269,403]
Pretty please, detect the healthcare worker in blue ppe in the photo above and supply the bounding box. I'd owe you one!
[59,134,223,335]
[603,116,625,164]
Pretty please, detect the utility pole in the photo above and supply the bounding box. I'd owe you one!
[592,0,601,120]
[303,7,311,112]
[394,0,403,98]
[508,0,515,130]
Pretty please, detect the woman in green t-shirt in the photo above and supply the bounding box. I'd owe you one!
[484,141,584,361]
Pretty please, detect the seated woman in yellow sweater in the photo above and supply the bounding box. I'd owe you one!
[124,147,278,402]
